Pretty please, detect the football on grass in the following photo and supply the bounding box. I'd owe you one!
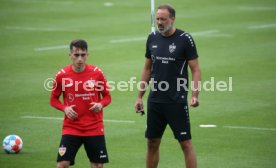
[2,135,23,154]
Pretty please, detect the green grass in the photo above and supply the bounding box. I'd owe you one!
[0,0,276,167]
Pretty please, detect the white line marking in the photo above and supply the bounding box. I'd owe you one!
[104,119,135,124]
[5,26,79,32]
[191,30,233,37]
[104,2,113,7]
[191,30,220,36]
[110,30,223,43]
[21,116,135,124]
[110,37,147,43]
[199,124,217,128]
[248,23,276,29]
[34,45,68,51]
[239,6,276,11]
[223,126,276,131]
[22,116,62,120]
[205,34,233,37]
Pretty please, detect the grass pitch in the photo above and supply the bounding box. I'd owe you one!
[0,0,276,167]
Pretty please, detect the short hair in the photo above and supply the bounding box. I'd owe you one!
[157,4,175,18]
[70,39,88,51]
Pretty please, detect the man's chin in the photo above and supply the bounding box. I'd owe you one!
[76,64,84,69]
[158,28,167,34]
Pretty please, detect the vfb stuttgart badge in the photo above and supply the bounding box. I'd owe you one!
[88,80,95,89]
[59,145,66,156]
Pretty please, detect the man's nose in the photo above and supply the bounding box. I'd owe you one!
[77,56,83,61]
[157,19,162,25]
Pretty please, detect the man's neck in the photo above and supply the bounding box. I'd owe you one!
[72,64,85,73]
[161,27,176,37]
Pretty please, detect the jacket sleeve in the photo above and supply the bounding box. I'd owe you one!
[50,74,66,112]
[98,71,111,107]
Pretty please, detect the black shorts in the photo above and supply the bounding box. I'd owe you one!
[57,135,108,165]
[146,101,191,141]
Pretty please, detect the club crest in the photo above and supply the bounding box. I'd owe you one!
[67,93,74,102]
[59,146,66,156]
[169,43,176,53]
[88,80,95,88]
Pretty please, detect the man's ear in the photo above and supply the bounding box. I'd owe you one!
[171,16,175,23]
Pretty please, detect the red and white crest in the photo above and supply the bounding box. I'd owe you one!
[59,146,66,156]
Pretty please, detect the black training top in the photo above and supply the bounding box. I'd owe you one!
[145,29,198,103]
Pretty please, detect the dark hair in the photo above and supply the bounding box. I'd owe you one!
[157,4,175,18]
[70,39,88,51]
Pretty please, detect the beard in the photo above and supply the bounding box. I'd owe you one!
[158,21,172,34]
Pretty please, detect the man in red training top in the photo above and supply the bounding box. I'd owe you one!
[50,39,111,168]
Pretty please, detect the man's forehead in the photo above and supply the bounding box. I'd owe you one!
[71,47,87,53]
[157,9,170,15]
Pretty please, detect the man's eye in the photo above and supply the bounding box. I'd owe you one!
[74,54,86,57]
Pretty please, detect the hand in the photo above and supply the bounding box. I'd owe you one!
[135,98,145,115]
[89,102,103,112]
[190,97,199,107]
[64,105,78,120]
